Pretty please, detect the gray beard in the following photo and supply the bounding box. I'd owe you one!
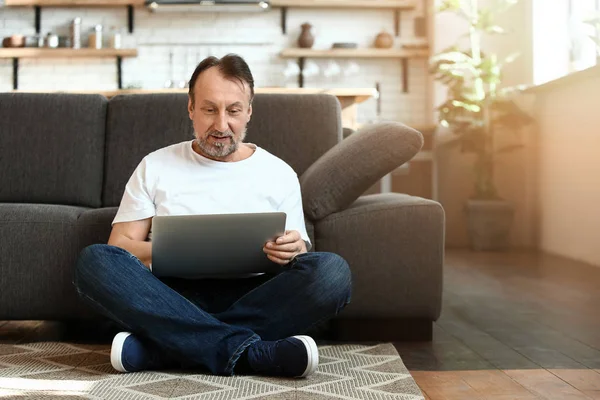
[195,129,246,159]
[196,135,237,158]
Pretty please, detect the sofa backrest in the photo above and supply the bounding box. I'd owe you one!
[0,93,107,208]
[102,93,342,207]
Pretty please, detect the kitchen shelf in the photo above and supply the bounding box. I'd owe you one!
[280,48,428,59]
[271,0,414,8]
[4,0,140,34]
[1,48,138,90]
[280,47,429,91]
[270,0,416,36]
[5,0,142,5]
[0,48,137,58]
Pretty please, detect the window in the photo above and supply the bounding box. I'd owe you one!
[532,0,599,85]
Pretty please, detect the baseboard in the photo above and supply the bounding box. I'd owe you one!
[49,318,433,343]
[327,318,433,342]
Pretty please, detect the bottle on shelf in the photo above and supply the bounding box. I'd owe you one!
[70,17,82,49]
[88,25,103,49]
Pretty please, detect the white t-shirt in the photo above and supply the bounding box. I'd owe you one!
[112,140,311,248]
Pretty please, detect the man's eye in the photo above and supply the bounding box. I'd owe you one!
[229,109,241,115]
[204,108,215,113]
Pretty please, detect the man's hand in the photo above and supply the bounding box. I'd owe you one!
[263,230,307,265]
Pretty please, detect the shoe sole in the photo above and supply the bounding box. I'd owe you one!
[111,332,132,373]
[293,335,319,377]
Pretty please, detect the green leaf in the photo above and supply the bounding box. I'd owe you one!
[462,91,484,102]
[430,51,473,64]
[473,78,486,100]
[452,100,481,112]
[503,52,520,65]
[437,62,477,76]
[476,9,495,31]
[486,25,505,34]
[582,12,600,24]
[480,55,501,80]
[437,0,462,12]
[497,84,530,97]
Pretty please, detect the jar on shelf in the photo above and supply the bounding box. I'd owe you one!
[44,32,59,48]
[374,29,394,49]
[88,25,103,49]
[109,26,122,49]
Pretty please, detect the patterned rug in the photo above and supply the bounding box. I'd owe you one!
[0,342,424,399]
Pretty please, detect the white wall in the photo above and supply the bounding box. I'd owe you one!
[535,74,600,267]
[0,5,429,125]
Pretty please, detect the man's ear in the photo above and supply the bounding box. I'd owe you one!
[187,97,194,120]
[247,103,253,122]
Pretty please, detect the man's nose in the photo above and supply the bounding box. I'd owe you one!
[214,113,229,132]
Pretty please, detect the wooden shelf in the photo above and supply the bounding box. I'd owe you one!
[281,47,428,91]
[280,48,429,59]
[19,87,377,105]
[271,0,415,9]
[272,0,415,36]
[7,0,412,7]
[4,0,142,6]
[0,48,137,59]
[4,48,137,90]
[7,0,410,8]
[4,0,138,34]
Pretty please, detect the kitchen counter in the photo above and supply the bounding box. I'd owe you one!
[102,88,376,129]
[96,87,376,104]
[12,87,377,129]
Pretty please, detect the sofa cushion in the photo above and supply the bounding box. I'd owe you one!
[314,193,444,319]
[0,203,93,319]
[77,207,118,249]
[103,94,193,207]
[102,93,342,207]
[246,93,342,181]
[300,122,423,220]
[0,93,107,207]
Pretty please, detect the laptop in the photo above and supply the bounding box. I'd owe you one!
[151,212,287,278]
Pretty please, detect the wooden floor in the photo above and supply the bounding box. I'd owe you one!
[395,249,600,400]
[2,249,600,399]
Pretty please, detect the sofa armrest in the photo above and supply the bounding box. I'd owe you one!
[300,122,423,221]
[314,193,444,320]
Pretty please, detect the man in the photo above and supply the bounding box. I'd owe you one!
[74,54,352,378]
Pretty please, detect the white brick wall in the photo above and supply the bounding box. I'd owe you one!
[0,4,429,125]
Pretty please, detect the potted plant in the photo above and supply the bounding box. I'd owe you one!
[430,0,533,251]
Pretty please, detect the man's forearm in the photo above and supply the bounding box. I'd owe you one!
[108,236,152,268]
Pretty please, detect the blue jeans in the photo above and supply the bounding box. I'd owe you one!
[73,244,352,375]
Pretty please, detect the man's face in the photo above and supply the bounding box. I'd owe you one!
[188,67,253,161]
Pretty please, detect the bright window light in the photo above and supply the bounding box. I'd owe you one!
[532,0,599,85]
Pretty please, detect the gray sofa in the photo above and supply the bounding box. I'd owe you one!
[0,92,444,340]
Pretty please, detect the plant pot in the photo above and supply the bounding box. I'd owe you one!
[465,199,515,251]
